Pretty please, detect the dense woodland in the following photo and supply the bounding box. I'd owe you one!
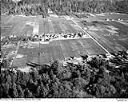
[1,0,128,16]
[1,51,128,98]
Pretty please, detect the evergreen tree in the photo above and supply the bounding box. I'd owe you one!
[17,85,24,98]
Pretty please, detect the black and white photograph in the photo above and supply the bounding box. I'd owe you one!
[1,0,128,100]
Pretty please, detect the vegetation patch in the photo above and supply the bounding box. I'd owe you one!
[1,51,128,98]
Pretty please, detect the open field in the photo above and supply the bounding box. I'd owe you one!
[77,13,128,22]
[75,13,128,52]
[12,38,106,67]
[1,13,128,67]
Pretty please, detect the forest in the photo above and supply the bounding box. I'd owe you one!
[1,0,128,16]
[1,51,128,98]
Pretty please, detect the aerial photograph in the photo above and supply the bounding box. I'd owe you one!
[1,0,128,98]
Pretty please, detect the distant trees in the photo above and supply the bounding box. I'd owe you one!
[48,0,128,14]
[1,0,48,16]
[114,0,128,13]
[1,0,128,15]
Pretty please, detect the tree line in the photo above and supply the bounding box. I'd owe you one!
[1,0,48,16]
[49,0,128,14]
[1,0,128,16]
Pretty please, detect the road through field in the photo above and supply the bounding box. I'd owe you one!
[1,15,109,67]
[15,16,107,66]
[70,18,110,54]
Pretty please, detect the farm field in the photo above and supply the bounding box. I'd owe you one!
[78,13,128,22]
[76,13,128,52]
[95,13,128,20]
[1,13,128,67]
[13,38,106,67]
